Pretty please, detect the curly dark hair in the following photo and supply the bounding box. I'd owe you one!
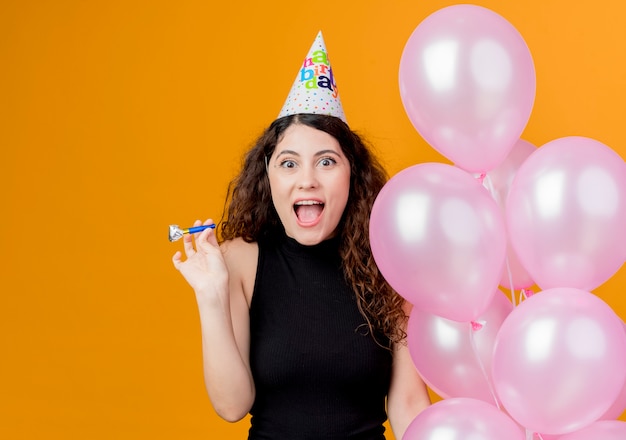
[219,113,407,345]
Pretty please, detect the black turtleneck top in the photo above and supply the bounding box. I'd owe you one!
[248,229,392,440]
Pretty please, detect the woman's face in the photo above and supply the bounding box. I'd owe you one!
[267,123,351,245]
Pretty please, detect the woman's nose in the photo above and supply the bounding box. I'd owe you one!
[297,168,319,189]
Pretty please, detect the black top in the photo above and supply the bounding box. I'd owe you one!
[248,229,392,440]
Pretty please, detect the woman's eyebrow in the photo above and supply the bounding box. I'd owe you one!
[275,148,341,159]
[314,149,341,157]
[275,149,299,159]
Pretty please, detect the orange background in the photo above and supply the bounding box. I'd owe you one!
[2,1,625,438]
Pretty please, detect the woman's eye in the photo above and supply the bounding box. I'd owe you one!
[280,159,297,168]
[319,157,336,167]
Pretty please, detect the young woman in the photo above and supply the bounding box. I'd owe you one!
[172,113,430,439]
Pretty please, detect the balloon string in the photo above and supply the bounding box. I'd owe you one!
[481,173,517,306]
[481,172,498,202]
[519,288,533,304]
[504,253,516,307]
[468,321,501,410]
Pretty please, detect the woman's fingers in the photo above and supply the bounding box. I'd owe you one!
[172,250,182,270]
[196,219,218,248]
[183,232,195,257]
[179,218,219,258]
[182,219,202,257]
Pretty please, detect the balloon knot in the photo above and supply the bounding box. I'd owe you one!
[523,288,534,298]
[475,173,487,184]
[471,320,486,331]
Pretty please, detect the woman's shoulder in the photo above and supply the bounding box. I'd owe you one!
[221,237,258,304]
[221,236,258,253]
[221,237,259,271]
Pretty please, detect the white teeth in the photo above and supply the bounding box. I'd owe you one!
[295,200,323,205]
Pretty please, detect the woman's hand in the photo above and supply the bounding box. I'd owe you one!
[173,222,255,419]
[172,219,229,304]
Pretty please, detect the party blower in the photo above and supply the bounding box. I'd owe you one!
[168,224,216,242]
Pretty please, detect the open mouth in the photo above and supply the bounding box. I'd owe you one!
[294,200,324,223]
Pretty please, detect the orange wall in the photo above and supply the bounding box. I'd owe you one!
[1,1,625,438]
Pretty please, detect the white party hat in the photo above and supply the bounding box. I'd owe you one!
[278,31,346,122]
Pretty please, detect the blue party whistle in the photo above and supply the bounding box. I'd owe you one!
[168,223,216,242]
